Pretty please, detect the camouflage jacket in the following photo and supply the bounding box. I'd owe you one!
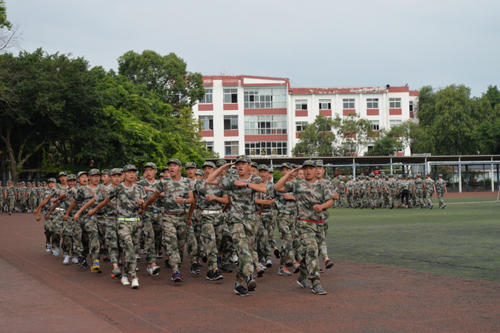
[108,183,146,218]
[193,179,224,211]
[436,179,447,193]
[424,178,435,193]
[138,179,160,212]
[155,177,192,214]
[292,178,336,222]
[222,174,262,221]
[75,185,101,214]
[274,180,297,215]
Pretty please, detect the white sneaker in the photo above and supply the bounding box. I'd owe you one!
[121,276,130,286]
[52,247,60,256]
[131,277,139,289]
[146,265,160,276]
[62,255,70,265]
[231,254,238,263]
[71,256,79,264]
[45,243,52,253]
[266,259,273,267]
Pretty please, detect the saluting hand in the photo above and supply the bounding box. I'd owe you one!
[313,204,323,212]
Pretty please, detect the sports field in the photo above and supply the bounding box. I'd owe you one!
[326,198,500,282]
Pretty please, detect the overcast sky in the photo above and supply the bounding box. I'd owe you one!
[7,0,500,96]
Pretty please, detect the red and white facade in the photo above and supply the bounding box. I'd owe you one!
[193,75,419,158]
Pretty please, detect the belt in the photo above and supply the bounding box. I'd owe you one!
[201,209,222,215]
[298,218,324,224]
[164,211,186,216]
[117,217,140,222]
[55,207,65,211]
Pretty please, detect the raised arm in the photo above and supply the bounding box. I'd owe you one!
[206,163,234,185]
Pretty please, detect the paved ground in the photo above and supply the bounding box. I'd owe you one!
[1,213,499,333]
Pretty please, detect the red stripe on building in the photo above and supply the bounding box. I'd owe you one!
[223,103,238,111]
[319,110,332,117]
[244,108,287,115]
[202,79,213,86]
[200,130,214,137]
[224,130,239,137]
[198,104,213,111]
[389,108,402,115]
[388,86,409,93]
[366,109,379,116]
[222,79,240,86]
[343,109,356,116]
[410,90,419,96]
[295,110,308,117]
[245,134,287,142]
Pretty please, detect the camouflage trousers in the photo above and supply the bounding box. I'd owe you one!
[256,214,270,261]
[425,190,434,207]
[369,192,378,209]
[318,220,329,260]
[117,218,142,279]
[49,210,64,249]
[214,213,234,265]
[61,213,74,256]
[437,191,446,208]
[28,197,37,212]
[73,215,100,261]
[186,223,199,264]
[142,210,162,264]
[297,220,322,286]
[415,189,425,208]
[6,196,15,214]
[198,213,220,271]
[161,214,187,272]
[229,217,257,286]
[104,216,120,265]
[276,212,295,266]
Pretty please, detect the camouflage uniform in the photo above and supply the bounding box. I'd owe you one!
[317,177,333,261]
[222,174,262,287]
[424,177,435,208]
[138,178,162,264]
[346,178,355,208]
[49,184,70,250]
[414,176,425,208]
[291,178,335,287]
[107,182,146,279]
[436,178,447,209]
[73,185,101,261]
[274,180,297,267]
[5,184,16,214]
[185,178,199,266]
[256,181,275,262]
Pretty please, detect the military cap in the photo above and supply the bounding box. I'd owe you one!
[258,164,270,171]
[67,174,77,181]
[144,162,157,170]
[185,162,197,169]
[110,168,123,175]
[235,155,251,164]
[195,169,204,176]
[77,171,88,178]
[302,160,316,167]
[19,181,24,185]
[250,161,258,168]
[101,169,111,175]
[161,166,169,172]
[216,159,227,167]
[58,171,68,177]
[47,178,57,183]
[167,158,182,166]
[202,161,216,169]
[280,162,292,169]
[314,160,324,167]
[123,164,138,172]
[88,168,101,176]
[7,180,13,184]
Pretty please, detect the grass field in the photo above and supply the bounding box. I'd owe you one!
[325,198,500,283]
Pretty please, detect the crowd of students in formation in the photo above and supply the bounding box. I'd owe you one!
[1,157,447,296]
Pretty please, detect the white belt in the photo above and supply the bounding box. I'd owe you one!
[55,207,65,211]
[201,210,222,215]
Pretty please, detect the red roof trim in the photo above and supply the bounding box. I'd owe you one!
[388,86,410,93]
[410,90,419,96]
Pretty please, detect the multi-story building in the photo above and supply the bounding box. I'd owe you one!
[193,75,419,158]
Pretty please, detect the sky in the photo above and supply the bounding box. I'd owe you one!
[6,0,500,96]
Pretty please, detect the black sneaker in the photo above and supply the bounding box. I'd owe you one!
[234,285,249,296]
[212,269,224,281]
[273,248,281,259]
[79,257,89,269]
[246,277,256,291]
[206,270,214,281]
[221,263,232,273]
[190,263,200,275]
[164,259,171,269]
[202,256,208,263]
[297,278,312,289]
[325,259,334,269]
[312,283,328,295]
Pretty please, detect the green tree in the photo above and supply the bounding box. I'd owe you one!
[365,136,403,156]
[334,115,374,156]
[292,115,335,156]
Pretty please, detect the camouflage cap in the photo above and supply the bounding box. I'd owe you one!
[314,160,324,167]
[58,171,67,177]
[77,171,88,178]
[235,155,251,164]
[67,174,77,181]
[110,168,123,175]
[302,160,316,167]
[202,161,216,169]
[123,164,138,172]
[47,178,57,183]
[101,169,111,175]
[258,164,270,171]
[185,162,197,169]
[280,162,292,169]
[88,168,101,176]
[144,162,157,170]
[161,166,169,172]
[216,159,227,167]
[195,169,204,176]
[250,161,258,168]
[167,158,182,166]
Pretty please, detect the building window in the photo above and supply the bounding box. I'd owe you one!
[245,141,288,156]
[367,98,378,109]
[296,121,307,132]
[319,99,331,110]
[244,87,286,109]
[199,116,213,130]
[370,120,379,131]
[224,115,238,130]
[224,88,238,104]
[343,98,355,109]
[390,120,402,128]
[245,115,287,135]
[295,99,308,110]
[200,88,212,104]
[205,141,214,152]
[224,141,239,156]
[409,101,414,112]
[389,98,401,108]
